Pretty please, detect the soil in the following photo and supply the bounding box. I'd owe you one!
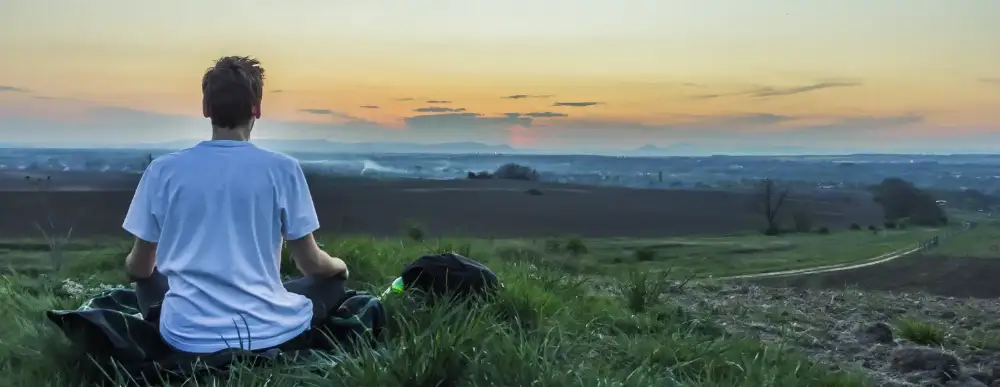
[0,171,884,239]
[752,254,1000,299]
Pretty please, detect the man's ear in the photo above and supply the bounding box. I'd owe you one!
[252,104,261,119]
[203,102,210,118]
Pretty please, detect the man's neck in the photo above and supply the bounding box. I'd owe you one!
[211,127,251,141]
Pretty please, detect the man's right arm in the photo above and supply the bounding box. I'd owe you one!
[281,160,348,278]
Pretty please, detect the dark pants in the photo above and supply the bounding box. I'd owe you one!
[134,269,347,353]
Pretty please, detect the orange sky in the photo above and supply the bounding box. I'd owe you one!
[0,1,998,151]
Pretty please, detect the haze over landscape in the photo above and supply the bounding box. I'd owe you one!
[1,0,998,154]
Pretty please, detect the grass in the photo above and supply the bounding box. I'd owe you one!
[896,318,947,346]
[0,235,873,386]
[918,220,1000,258]
[497,227,948,279]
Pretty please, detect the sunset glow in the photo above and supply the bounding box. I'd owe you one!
[1,0,998,152]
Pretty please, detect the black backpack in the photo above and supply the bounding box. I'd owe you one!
[400,253,501,297]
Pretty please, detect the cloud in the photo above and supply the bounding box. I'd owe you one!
[705,113,793,127]
[414,107,466,113]
[0,98,950,151]
[360,105,380,109]
[0,85,29,93]
[426,100,451,104]
[300,108,337,115]
[980,78,1000,85]
[750,81,861,97]
[404,112,531,129]
[501,94,553,99]
[553,101,601,107]
[693,81,862,99]
[394,97,415,101]
[270,90,284,93]
[521,112,568,118]
[298,108,373,124]
[691,93,725,100]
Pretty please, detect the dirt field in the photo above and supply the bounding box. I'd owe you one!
[751,254,1000,298]
[0,171,884,239]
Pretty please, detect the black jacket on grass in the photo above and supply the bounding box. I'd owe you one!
[46,285,386,386]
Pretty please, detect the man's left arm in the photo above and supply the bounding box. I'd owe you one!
[123,164,162,279]
[125,238,157,280]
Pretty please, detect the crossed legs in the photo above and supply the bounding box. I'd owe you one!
[133,269,347,351]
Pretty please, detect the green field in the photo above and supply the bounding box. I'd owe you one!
[494,227,947,278]
[0,226,963,386]
[916,220,1000,258]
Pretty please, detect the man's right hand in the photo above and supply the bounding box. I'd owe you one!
[286,233,349,279]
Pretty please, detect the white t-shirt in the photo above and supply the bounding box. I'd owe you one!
[122,140,317,354]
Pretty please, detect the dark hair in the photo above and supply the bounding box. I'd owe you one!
[201,56,266,129]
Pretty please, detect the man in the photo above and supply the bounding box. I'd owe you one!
[122,56,349,354]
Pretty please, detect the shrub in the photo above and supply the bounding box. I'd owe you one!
[792,212,812,233]
[466,171,492,179]
[763,227,781,236]
[867,225,878,231]
[634,246,657,261]
[849,223,862,231]
[543,239,562,253]
[493,163,539,181]
[897,318,946,346]
[564,237,588,256]
[884,221,897,229]
[616,270,669,313]
[524,188,543,196]
[816,227,830,234]
[405,220,426,242]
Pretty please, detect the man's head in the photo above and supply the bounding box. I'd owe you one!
[201,56,265,132]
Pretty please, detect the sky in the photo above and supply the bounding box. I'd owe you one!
[1,0,998,154]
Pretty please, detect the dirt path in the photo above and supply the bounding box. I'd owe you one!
[716,222,972,281]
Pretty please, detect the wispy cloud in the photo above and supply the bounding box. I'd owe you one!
[520,112,568,118]
[0,85,29,93]
[404,112,531,129]
[394,97,415,102]
[980,78,1000,85]
[414,107,466,113]
[553,101,600,107]
[694,81,862,99]
[502,94,553,99]
[300,108,337,115]
[360,105,380,109]
[270,89,284,94]
[750,81,861,97]
[426,100,451,104]
[298,108,372,124]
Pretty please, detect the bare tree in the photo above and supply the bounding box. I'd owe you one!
[29,177,75,271]
[758,178,790,235]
